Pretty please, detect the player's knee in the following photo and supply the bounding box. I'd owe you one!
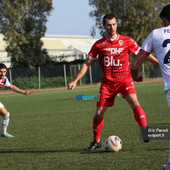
[0,107,8,116]
[95,114,103,119]
[95,111,104,119]
[131,100,140,108]
[168,101,170,107]
[125,95,140,108]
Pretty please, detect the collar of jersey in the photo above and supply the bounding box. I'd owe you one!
[105,34,119,42]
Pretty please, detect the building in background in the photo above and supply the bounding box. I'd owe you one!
[0,34,98,67]
[0,34,10,67]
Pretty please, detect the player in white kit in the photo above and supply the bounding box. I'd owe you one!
[0,63,34,137]
[131,4,170,170]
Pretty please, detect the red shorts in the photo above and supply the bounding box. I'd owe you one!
[97,78,136,107]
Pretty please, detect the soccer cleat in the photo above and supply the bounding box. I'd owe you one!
[86,140,101,151]
[1,132,14,138]
[141,127,149,143]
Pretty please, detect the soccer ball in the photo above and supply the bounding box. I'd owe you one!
[104,135,122,152]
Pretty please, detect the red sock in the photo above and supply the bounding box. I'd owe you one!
[133,105,147,127]
[93,116,104,143]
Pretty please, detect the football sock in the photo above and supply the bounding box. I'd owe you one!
[93,116,104,143]
[1,112,10,135]
[133,105,147,127]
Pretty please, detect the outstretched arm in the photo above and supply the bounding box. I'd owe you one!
[8,85,34,95]
[68,58,93,90]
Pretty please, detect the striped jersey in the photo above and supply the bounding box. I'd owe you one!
[88,34,140,83]
[0,77,11,89]
[140,25,170,91]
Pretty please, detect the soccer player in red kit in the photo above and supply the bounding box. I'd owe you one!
[68,14,159,151]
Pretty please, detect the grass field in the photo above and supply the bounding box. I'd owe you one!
[0,82,169,170]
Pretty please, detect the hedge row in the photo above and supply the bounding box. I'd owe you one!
[12,76,71,89]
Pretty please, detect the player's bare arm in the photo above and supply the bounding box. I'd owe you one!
[9,85,34,95]
[146,54,159,66]
[131,52,159,81]
[68,58,93,90]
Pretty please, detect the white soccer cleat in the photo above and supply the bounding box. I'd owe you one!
[1,132,14,138]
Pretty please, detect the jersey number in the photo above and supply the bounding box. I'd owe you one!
[163,39,170,64]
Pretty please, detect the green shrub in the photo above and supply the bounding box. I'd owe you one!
[12,76,71,89]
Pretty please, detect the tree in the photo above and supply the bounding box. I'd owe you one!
[89,0,169,78]
[0,0,53,68]
[89,0,169,43]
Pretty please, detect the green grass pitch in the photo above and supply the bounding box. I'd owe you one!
[0,82,169,169]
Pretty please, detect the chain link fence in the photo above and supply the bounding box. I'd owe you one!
[5,60,162,90]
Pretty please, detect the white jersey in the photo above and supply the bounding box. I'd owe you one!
[0,76,11,88]
[0,76,11,108]
[141,25,170,91]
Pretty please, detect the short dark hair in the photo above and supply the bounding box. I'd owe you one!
[103,14,116,25]
[159,4,170,22]
[0,63,7,69]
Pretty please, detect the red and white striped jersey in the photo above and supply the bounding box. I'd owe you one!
[88,34,140,83]
[0,77,11,89]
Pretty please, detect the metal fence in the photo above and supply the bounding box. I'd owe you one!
[6,60,162,90]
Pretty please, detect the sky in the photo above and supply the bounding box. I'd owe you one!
[45,0,100,38]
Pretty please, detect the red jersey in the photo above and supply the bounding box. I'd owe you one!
[88,34,140,83]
